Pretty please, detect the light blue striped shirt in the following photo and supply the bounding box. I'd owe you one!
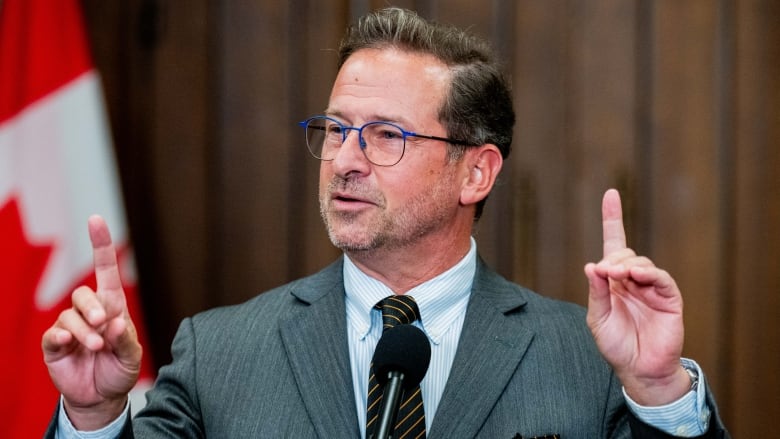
[59,237,710,437]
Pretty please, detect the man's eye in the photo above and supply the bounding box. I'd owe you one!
[327,125,344,135]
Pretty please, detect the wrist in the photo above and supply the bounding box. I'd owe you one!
[622,364,692,406]
[63,396,128,431]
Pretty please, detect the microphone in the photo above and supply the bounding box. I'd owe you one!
[370,324,431,439]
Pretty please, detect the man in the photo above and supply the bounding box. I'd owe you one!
[43,7,729,438]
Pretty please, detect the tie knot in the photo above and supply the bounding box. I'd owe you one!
[377,295,420,331]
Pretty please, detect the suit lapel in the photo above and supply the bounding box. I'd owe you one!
[429,262,535,439]
[279,261,361,438]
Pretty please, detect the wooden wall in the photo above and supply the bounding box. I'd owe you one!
[82,0,779,436]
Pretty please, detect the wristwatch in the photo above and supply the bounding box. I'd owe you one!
[684,365,699,391]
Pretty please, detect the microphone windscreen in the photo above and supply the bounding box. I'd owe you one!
[372,324,431,388]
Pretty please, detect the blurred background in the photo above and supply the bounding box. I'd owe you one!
[78,0,777,436]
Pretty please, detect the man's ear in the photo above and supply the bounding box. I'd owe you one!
[460,144,503,206]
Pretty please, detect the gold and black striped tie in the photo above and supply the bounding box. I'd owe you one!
[366,295,426,439]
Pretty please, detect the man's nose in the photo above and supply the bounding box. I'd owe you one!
[330,128,371,175]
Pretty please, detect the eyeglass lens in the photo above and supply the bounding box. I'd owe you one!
[304,117,405,166]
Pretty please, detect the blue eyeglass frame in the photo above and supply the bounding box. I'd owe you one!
[298,115,475,151]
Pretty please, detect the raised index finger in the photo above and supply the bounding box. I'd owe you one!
[602,188,627,257]
[88,215,127,319]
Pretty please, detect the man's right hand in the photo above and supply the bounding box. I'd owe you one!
[41,215,142,431]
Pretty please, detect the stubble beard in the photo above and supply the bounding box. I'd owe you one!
[319,171,456,255]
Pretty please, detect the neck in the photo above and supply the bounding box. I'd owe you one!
[345,230,472,294]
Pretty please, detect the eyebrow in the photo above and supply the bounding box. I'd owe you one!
[324,109,410,127]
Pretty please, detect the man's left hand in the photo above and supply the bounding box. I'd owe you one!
[584,189,692,406]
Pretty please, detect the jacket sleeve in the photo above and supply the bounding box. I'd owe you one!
[628,412,729,439]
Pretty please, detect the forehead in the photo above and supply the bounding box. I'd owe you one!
[328,48,451,124]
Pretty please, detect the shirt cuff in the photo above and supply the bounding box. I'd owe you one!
[623,358,712,437]
[56,395,129,439]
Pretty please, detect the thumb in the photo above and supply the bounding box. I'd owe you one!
[103,316,142,370]
[584,262,611,327]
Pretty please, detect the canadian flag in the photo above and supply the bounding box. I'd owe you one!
[0,0,154,437]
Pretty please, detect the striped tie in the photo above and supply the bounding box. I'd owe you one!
[366,295,426,439]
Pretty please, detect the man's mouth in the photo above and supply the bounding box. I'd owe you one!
[332,191,367,202]
[325,178,383,210]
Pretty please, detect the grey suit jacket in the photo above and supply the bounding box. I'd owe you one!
[46,257,729,438]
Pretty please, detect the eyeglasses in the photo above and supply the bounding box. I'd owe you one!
[298,115,474,166]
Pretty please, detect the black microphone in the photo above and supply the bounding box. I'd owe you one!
[370,324,431,439]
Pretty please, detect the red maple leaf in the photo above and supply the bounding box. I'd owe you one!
[0,197,73,437]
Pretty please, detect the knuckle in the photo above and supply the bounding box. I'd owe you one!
[57,307,79,323]
[71,285,96,303]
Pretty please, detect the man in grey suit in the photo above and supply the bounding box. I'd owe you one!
[43,7,729,438]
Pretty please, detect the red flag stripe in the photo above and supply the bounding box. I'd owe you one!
[0,0,92,123]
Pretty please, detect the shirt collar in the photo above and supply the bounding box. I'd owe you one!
[344,238,477,344]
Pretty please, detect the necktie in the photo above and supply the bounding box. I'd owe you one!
[366,295,426,439]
